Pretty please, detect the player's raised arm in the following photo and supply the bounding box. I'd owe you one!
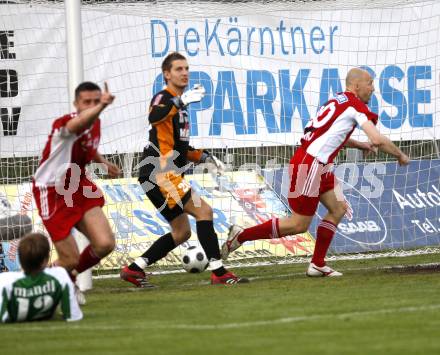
[361,120,410,166]
[66,82,115,134]
[149,85,205,125]
[148,93,177,124]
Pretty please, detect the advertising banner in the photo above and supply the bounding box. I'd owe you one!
[1,1,439,157]
[0,171,314,271]
[2,159,439,271]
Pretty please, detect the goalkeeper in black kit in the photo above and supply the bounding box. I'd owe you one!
[120,52,248,286]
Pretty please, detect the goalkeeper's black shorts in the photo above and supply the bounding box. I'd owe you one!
[138,172,192,223]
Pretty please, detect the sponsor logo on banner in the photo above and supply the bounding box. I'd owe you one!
[319,181,387,247]
[2,159,440,270]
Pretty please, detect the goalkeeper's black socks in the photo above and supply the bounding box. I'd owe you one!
[129,232,175,272]
[128,263,144,272]
[128,222,227,277]
[196,220,227,277]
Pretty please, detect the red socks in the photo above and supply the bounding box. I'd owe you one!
[311,220,337,267]
[237,218,281,243]
[235,217,337,268]
[75,245,101,274]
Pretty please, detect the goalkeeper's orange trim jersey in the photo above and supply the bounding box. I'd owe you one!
[140,87,203,177]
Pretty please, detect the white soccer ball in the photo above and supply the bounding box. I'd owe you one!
[181,245,209,273]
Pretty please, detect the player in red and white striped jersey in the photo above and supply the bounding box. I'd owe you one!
[32,82,120,292]
[222,68,410,277]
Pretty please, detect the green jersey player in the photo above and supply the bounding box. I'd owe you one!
[0,233,82,323]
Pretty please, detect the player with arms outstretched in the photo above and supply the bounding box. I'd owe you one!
[32,82,120,299]
[120,52,247,286]
[0,233,82,323]
[222,68,410,276]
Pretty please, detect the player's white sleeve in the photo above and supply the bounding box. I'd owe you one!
[61,282,83,322]
[55,113,78,138]
[46,267,83,322]
[0,286,10,323]
[0,272,22,323]
[353,110,368,127]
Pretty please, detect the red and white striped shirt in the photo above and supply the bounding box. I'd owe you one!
[33,113,101,186]
[300,92,378,164]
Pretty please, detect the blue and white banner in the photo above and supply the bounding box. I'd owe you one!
[266,159,440,253]
[0,1,439,157]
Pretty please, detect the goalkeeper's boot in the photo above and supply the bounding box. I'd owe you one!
[210,271,250,285]
[306,263,343,277]
[120,265,155,288]
[221,225,244,260]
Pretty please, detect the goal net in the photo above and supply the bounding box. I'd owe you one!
[1,0,440,274]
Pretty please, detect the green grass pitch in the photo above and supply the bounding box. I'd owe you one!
[2,254,440,355]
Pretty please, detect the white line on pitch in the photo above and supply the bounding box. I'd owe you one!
[4,304,440,332]
[93,262,440,291]
[166,304,440,330]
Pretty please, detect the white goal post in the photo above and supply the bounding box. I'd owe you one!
[66,0,93,291]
